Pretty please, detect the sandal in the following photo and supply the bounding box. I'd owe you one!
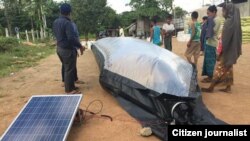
[201,88,213,93]
[74,87,80,90]
[66,90,81,94]
[219,87,232,93]
[75,80,85,84]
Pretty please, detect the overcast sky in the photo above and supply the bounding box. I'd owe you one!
[55,0,224,13]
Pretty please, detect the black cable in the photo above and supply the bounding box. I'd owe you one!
[82,99,103,121]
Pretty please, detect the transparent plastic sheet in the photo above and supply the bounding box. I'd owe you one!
[94,37,194,97]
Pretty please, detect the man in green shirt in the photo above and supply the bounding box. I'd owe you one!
[185,11,201,65]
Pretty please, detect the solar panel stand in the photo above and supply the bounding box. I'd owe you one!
[73,108,84,126]
[77,109,83,125]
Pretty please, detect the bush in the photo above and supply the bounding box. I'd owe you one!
[0,25,4,36]
[0,37,19,52]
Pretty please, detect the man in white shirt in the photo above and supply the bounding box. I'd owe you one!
[162,16,175,51]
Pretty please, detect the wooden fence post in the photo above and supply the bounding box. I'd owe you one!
[25,30,29,42]
[5,28,9,37]
[31,29,35,42]
[36,30,39,40]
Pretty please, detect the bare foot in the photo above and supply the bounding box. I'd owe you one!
[201,77,212,83]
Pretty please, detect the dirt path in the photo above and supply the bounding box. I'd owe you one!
[0,39,249,141]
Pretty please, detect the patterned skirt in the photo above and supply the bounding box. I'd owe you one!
[202,44,216,77]
[212,59,233,86]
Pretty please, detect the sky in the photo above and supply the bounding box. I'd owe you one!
[107,0,131,14]
[55,0,224,13]
[173,0,224,12]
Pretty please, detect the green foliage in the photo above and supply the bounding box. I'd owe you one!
[0,0,174,39]
[0,0,60,36]
[174,6,188,18]
[71,0,107,38]
[44,1,61,29]
[0,43,54,77]
[79,33,96,40]
[100,6,120,29]
[0,37,19,52]
[129,0,161,18]
[129,0,173,19]
[159,0,173,11]
[119,11,137,27]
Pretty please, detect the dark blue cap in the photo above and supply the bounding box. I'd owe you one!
[60,3,71,15]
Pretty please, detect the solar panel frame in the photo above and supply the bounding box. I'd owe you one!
[0,94,82,141]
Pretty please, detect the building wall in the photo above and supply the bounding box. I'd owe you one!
[235,0,250,17]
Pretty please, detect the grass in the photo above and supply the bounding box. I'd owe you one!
[0,44,55,77]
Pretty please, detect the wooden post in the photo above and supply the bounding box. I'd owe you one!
[25,30,29,42]
[36,30,39,40]
[40,28,44,40]
[5,28,9,37]
[31,29,35,42]
[16,33,20,43]
[40,26,44,40]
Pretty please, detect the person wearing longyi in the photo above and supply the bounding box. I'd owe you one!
[162,16,175,51]
[201,5,221,83]
[202,3,242,93]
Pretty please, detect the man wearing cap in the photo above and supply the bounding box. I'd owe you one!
[53,3,85,94]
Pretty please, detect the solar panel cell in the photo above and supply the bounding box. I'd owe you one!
[1,95,82,141]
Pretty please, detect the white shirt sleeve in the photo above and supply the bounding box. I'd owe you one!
[170,24,175,30]
[163,24,175,32]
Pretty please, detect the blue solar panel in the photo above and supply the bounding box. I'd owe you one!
[1,94,82,141]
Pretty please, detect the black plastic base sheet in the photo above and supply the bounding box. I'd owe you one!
[91,39,226,141]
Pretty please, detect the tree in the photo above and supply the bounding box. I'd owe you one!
[129,0,161,19]
[71,0,108,40]
[46,1,61,29]
[1,0,18,36]
[99,6,119,30]
[22,0,52,39]
[159,0,173,12]
[129,0,174,21]
[174,6,187,18]
[119,11,137,27]
[0,0,57,39]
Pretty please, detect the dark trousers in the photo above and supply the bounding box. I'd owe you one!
[57,48,77,92]
[62,65,78,82]
[164,36,172,51]
[62,50,78,82]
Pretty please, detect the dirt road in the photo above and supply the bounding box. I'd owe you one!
[0,39,249,141]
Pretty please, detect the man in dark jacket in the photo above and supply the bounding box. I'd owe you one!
[53,3,85,94]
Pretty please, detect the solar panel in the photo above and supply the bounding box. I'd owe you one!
[1,94,82,141]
